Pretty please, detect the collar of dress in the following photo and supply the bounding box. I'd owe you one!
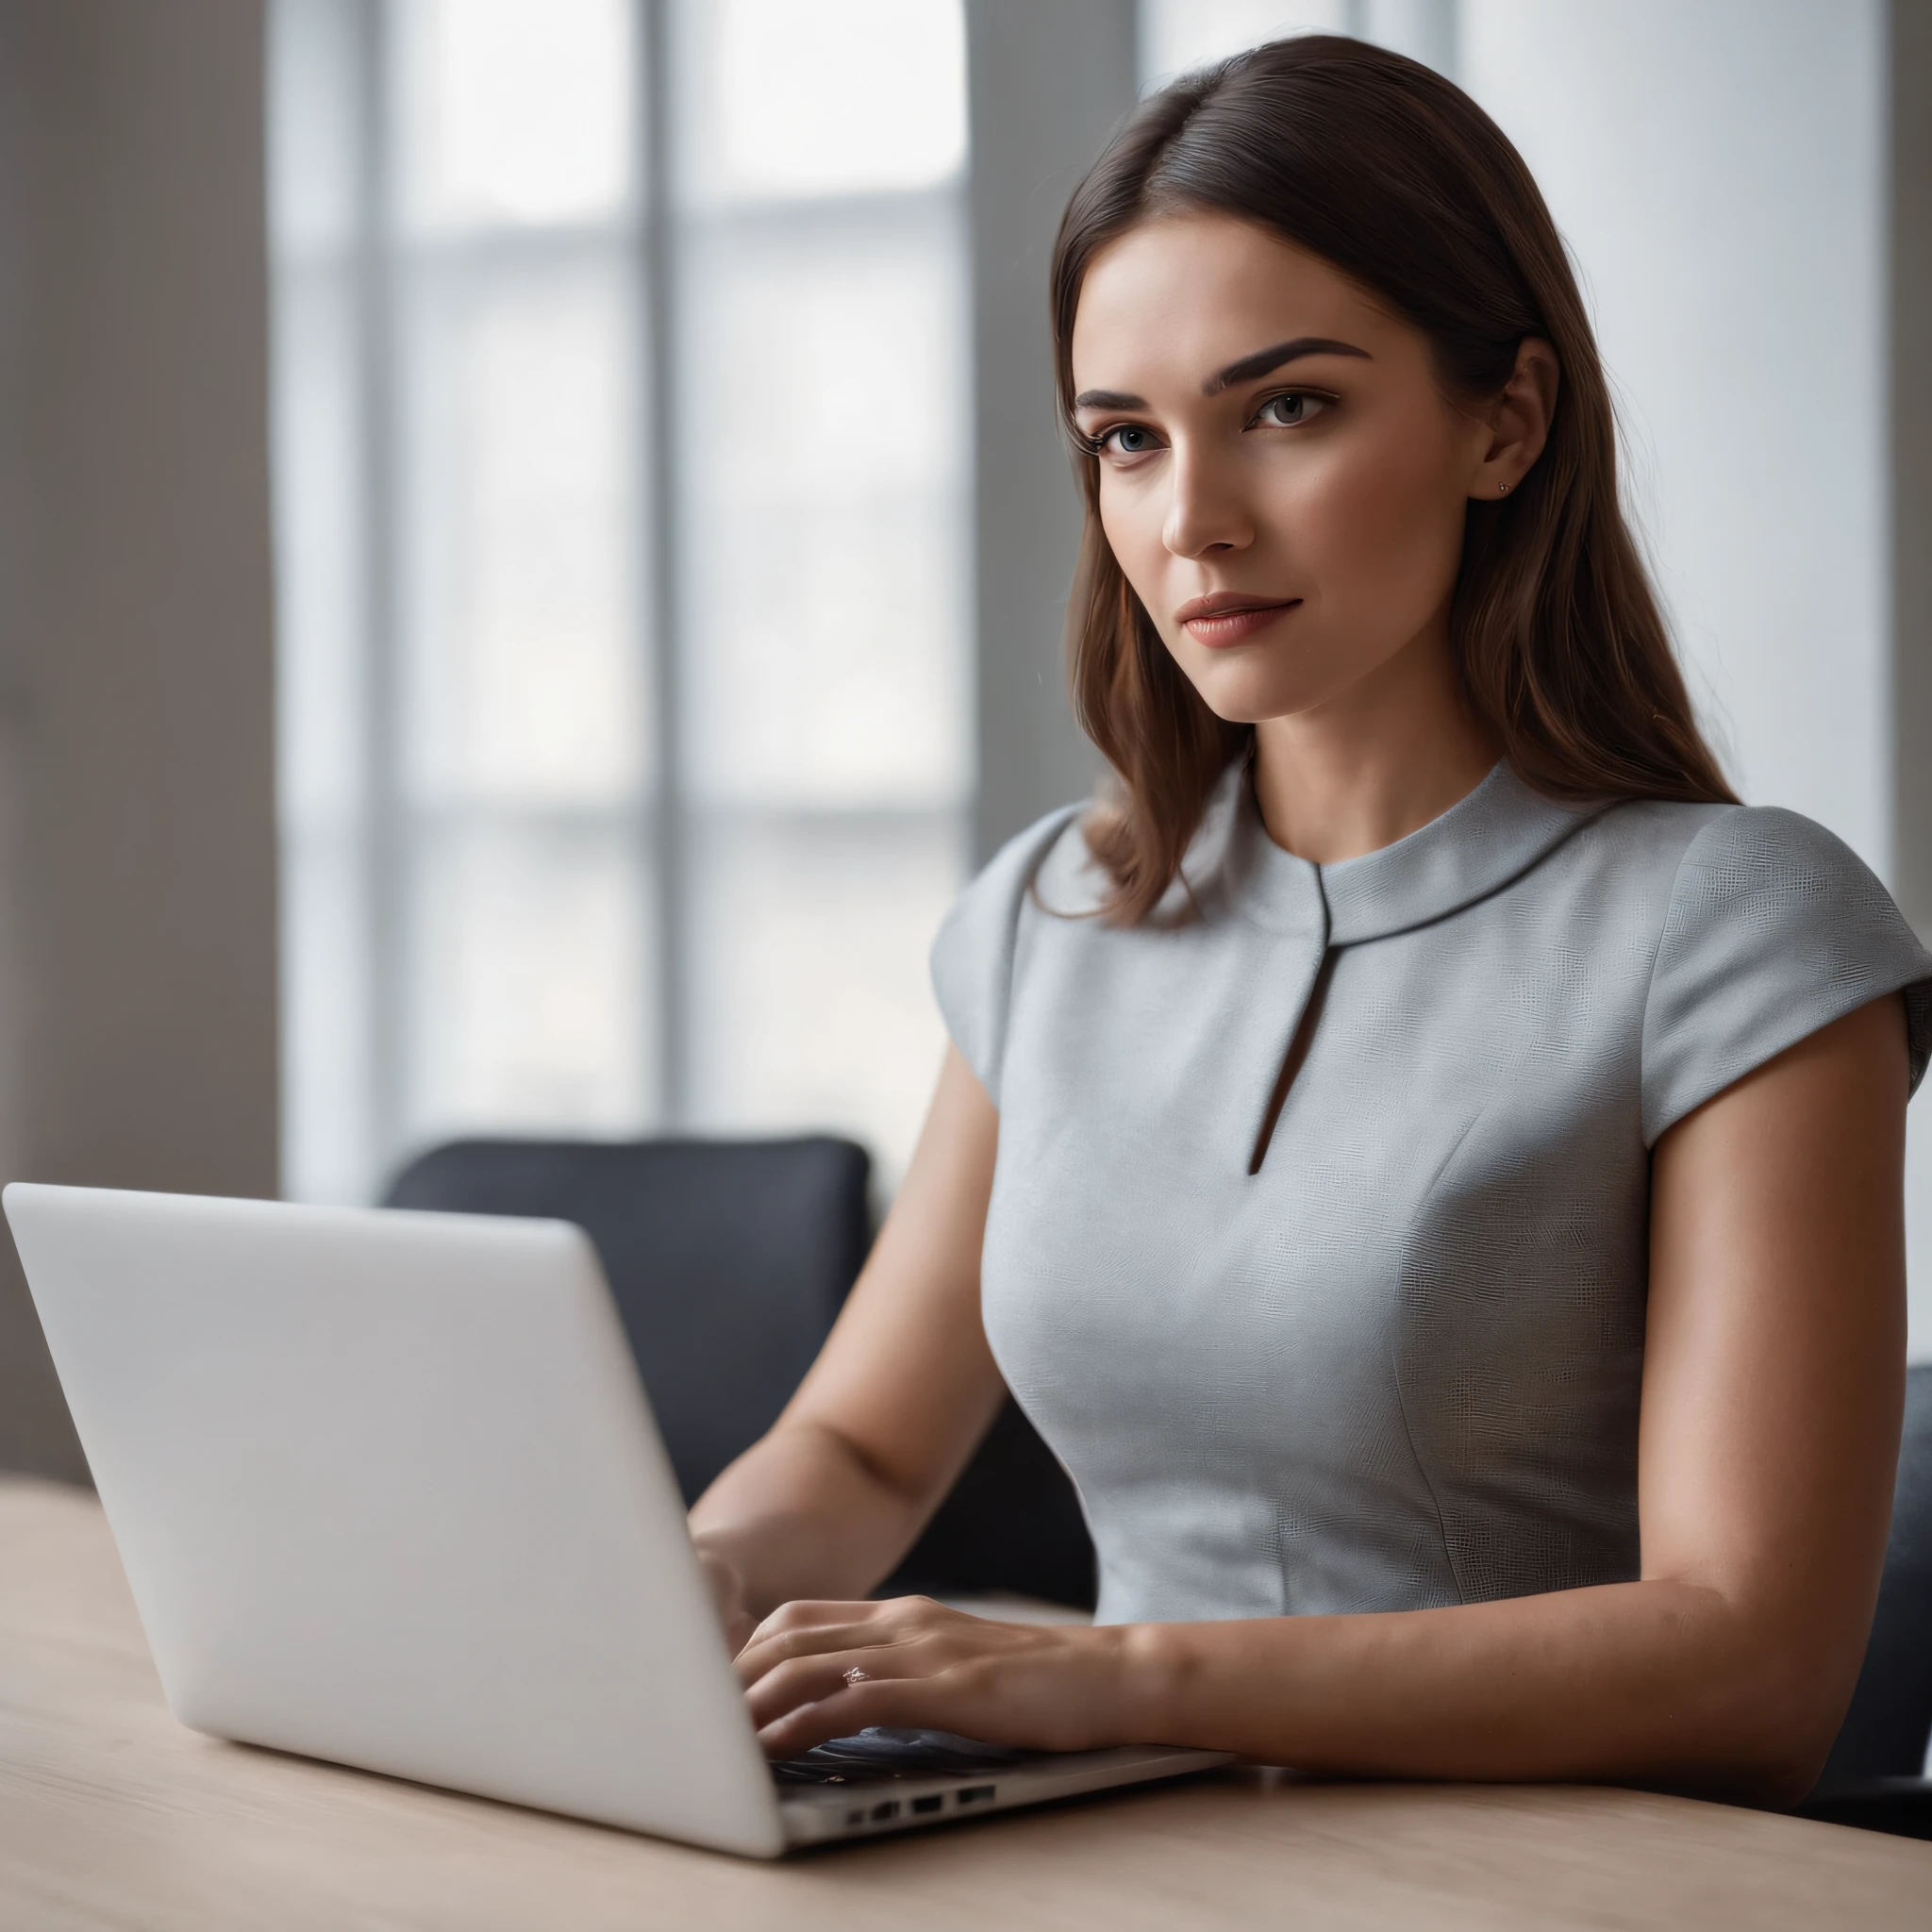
[1197,759,1602,945]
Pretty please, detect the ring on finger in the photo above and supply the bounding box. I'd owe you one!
[842,1666,870,1687]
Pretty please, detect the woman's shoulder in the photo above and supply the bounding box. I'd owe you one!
[928,803,1100,1107]
[1592,792,1876,873]
[940,803,1100,938]
[1560,795,1911,936]
[1586,795,1923,964]
[1598,797,1932,1141]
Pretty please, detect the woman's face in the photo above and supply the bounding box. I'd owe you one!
[1070,212,1519,727]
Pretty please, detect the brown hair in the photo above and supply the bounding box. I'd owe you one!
[1052,35,1735,924]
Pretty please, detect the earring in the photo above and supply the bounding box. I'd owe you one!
[1498,481,1511,495]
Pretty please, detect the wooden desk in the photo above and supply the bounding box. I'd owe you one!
[3,1477,1925,1930]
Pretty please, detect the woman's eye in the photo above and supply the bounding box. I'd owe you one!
[1254,392,1327,427]
[1100,424,1159,457]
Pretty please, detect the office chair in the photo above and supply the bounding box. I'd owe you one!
[384,1136,1096,1610]
[1802,1362,1932,1839]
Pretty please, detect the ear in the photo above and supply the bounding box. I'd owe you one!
[1470,338,1559,500]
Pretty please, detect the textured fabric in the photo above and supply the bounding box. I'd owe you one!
[930,762,1932,1626]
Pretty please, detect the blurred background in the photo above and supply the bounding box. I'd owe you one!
[0,0,1926,1480]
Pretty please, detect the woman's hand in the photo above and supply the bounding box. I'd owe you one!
[736,1594,1149,1758]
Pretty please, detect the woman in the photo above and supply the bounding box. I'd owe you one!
[691,36,1931,1802]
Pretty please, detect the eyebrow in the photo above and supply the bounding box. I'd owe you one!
[1073,336,1373,413]
[1202,337,1372,393]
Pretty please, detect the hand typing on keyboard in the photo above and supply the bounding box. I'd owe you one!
[737,1594,1139,1762]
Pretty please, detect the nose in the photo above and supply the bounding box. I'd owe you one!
[1162,443,1255,559]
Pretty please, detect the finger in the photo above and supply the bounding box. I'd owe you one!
[750,1596,883,1638]
[741,1603,884,1657]
[736,1596,946,1685]
[735,1614,903,1689]
[743,1647,924,1731]
[747,1593,949,1645]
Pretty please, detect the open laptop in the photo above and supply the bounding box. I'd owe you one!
[4,1182,1226,1856]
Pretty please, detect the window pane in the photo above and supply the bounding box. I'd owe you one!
[282,827,374,1203]
[391,0,634,233]
[269,0,362,258]
[678,214,969,810]
[677,0,966,204]
[405,822,654,1140]
[686,815,961,1182]
[274,264,366,831]
[398,250,645,809]
[271,0,976,1208]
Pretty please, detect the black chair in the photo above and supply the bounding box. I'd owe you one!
[1802,1362,1932,1838]
[384,1136,1096,1609]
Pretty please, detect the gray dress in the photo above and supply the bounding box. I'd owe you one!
[931,762,1932,1626]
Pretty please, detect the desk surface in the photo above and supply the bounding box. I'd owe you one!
[3,1476,1927,1931]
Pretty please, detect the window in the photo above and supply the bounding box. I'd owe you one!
[269,0,970,1203]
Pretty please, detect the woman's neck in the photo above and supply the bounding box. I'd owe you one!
[1249,620,1498,865]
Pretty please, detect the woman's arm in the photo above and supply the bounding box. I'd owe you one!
[689,1046,1008,1648]
[736,995,1909,1804]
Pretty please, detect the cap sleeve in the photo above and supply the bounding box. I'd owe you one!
[929,806,1082,1108]
[1641,806,1932,1145]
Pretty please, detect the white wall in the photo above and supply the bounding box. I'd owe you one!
[1463,0,1889,857]
[1459,1,1932,1360]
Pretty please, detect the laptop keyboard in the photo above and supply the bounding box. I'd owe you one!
[769,1726,1033,1786]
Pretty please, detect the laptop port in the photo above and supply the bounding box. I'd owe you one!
[910,1794,943,1815]
[957,1785,995,1806]
[870,1801,900,1823]
[845,1809,865,1826]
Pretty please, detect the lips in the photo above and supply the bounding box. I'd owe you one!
[1175,591,1302,649]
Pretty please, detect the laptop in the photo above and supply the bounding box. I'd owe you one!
[4,1182,1226,1856]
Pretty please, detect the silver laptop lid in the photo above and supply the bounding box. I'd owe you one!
[4,1182,786,1857]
